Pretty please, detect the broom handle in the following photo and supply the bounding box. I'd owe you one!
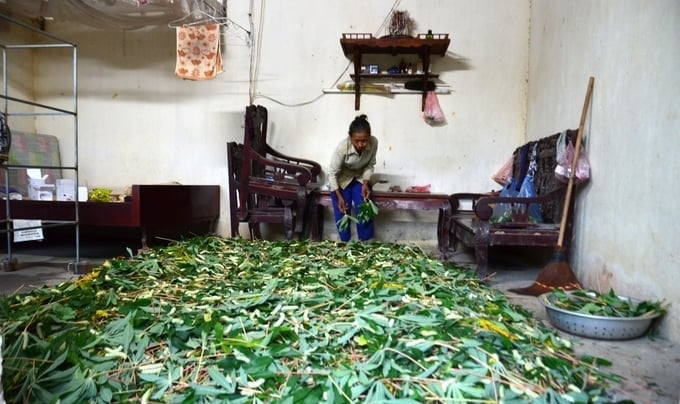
[557,76,594,248]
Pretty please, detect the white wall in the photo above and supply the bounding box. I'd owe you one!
[1,23,37,134]
[20,0,530,241]
[527,0,680,340]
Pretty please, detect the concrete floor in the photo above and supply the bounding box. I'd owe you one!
[446,248,680,404]
[1,241,679,404]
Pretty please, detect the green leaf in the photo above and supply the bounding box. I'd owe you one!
[364,380,394,402]
[36,365,77,384]
[208,367,236,392]
[99,387,114,403]
[214,322,224,343]
[189,383,227,397]
[138,372,173,400]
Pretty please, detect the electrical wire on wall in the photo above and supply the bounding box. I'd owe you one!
[248,0,261,105]
[248,0,403,108]
[168,1,251,41]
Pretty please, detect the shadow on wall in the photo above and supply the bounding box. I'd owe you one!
[47,23,176,69]
[441,51,473,73]
[371,173,429,192]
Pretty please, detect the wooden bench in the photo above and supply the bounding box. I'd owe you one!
[439,130,581,278]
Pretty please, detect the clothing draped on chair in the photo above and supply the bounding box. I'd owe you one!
[175,24,223,80]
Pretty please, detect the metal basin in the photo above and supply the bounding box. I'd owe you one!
[539,291,661,340]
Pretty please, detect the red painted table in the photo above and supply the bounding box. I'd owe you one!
[2,184,220,248]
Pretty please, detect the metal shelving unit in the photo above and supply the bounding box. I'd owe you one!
[1,13,84,273]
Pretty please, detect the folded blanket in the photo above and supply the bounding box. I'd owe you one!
[175,24,223,80]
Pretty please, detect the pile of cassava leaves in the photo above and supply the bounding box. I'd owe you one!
[1,236,622,403]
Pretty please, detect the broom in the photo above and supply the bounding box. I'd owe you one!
[510,76,594,296]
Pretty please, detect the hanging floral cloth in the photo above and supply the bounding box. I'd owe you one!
[175,24,223,80]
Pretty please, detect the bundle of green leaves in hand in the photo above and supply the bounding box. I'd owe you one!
[336,199,379,231]
[336,212,358,231]
[357,199,379,223]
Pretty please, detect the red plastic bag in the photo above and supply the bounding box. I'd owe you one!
[405,184,431,193]
[492,155,514,185]
[423,91,444,126]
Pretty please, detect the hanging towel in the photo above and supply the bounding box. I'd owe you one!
[175,24,223,80]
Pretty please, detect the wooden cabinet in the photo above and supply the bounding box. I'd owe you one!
[340,33,450,110]
[1,185,220,249]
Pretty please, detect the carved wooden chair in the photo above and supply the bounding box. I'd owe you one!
[247,104,322,182]
[228,105,320,239]
[227,141,259,238]
[227,141,298,239]
[245,105,322,238]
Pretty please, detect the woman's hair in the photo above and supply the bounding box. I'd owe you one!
[348,114,371,136]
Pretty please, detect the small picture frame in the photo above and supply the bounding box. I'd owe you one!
[368,65,379,74]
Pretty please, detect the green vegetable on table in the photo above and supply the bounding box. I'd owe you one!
[551,288,667,317]
[88,187,112,202]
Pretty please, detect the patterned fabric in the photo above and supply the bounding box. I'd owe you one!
[175,24,223,80]
[7,131,62,196]
[510,130,578,223]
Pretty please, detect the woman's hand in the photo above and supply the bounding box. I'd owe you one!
[337,196,348,213]
[361,181,371,200]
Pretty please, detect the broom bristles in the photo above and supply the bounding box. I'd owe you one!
[509,257,581,296]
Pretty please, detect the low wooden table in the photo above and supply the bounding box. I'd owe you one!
[2,184,220,249]
[310,190,451,253]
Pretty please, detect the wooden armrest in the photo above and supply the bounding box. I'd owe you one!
[474,188,565,220]
[449,192,499,213]
[248,148,313,185]
[265,145,322,179]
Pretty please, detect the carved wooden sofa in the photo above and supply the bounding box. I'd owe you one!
[440,130,581,278]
